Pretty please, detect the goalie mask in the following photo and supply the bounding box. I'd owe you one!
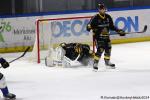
[59,42,66,48]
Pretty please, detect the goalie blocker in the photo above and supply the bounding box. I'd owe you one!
[45,43,94,67]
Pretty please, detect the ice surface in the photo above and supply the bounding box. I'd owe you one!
[0,42,150,100]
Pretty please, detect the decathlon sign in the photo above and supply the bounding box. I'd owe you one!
[115,16,139,32]
[51,15,140,37]
[52,18,90,38]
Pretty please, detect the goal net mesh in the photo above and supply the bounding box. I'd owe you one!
[30,16,92,63]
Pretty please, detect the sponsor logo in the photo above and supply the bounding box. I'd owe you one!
[0,22,12,42]
[52,19,89,38]
[51,16,139,37]
[113,16,139,34]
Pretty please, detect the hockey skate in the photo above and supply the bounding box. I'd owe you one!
[4,93,16,100]
[105,60,115,69]
[93,61,98,71]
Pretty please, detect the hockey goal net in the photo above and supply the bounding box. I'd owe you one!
[31,16,93,63]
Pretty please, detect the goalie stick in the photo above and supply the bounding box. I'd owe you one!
[62,54,80,67]
[0,47,30,68]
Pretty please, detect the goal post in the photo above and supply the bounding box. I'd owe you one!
[32,16,93,63]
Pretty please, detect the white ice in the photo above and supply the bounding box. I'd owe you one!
[0,42,150,100]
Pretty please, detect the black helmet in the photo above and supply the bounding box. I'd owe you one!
[98,3,106,10]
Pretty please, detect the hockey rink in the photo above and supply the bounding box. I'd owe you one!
[0,42,150,100]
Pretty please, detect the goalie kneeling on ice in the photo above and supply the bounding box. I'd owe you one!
[45,43,94,67]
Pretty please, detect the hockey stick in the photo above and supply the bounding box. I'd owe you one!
[0,46,30,68]
[62,54,81,67]
[111,25,148,35]
[8,47,30,63]
[93,34,96,53]
[64,54,80,63]
[126,25,147,34]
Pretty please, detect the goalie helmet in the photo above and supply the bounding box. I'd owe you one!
[59,42,66,48]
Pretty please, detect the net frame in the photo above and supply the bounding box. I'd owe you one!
[35,16,92,63]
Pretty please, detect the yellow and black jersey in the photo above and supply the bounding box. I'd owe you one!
[87,13,119,39]
[61,43,91,61]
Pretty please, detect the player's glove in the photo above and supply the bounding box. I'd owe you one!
[117,29,126,36]
[0,58,9,68]
[86,24,92,32]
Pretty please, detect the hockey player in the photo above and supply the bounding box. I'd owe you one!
[45,43,93,67]
[0,57,16,99]
[60,43,93,66]
[87,4,126,70]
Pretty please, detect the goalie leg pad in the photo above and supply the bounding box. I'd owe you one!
[53,46,66,66]
[45,46,66,67]
[55,46,66,61]
[45,57,54,67]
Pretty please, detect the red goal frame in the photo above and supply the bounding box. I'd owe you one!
[36,16,92,63]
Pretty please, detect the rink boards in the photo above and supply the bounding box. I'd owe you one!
[0,7,150,52]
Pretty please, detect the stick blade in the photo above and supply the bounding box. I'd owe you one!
[21,46,30,57]
[143,25,147,32]
[137,25,147,33]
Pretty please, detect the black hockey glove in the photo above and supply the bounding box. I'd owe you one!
[0,58,9,68]
[117,29,126,36]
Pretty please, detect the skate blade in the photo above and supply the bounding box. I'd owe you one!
[106,66,116,69]
[2,98,16,100]
[1,98,23,100]
[106,67,116,69]
[92,69,98,72]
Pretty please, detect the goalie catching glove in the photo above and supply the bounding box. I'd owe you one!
[0,58,9,68]
[117,29,126,36]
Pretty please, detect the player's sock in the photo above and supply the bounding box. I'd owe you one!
[1,86,9,97]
